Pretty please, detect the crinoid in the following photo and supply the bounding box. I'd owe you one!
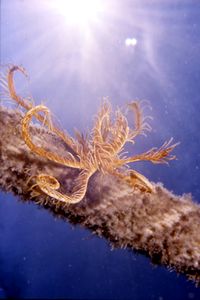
[0,65,179,204]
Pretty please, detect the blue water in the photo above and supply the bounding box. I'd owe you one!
[1,0,200,299]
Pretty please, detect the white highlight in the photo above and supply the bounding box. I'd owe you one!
[54,0,103,25]
[125,37,138,47]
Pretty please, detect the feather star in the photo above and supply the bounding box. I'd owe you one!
[0,65,179,204]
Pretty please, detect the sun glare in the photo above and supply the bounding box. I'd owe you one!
[54,0,103,26]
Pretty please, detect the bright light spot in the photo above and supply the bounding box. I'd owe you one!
[125,37,138,47]
[54,0,104,26]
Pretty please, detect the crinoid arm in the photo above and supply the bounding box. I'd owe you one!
[127,170,155,193]
[73,128,91,160]
[93,100,111,145]
[92,101,112,160]
[126,100,152,142]
[1,65,78,153]
[92,100,152,161]
[0,64,33,110]
[112,169,155,193]
[21,105,83,169]
[118,138,179,166]
[108,108,129,153]
[93,101,129,156]
[31,169,94,204]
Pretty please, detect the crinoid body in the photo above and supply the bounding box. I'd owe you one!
[0,65,179,204]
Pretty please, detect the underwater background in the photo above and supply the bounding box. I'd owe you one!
[0,0,200,299]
